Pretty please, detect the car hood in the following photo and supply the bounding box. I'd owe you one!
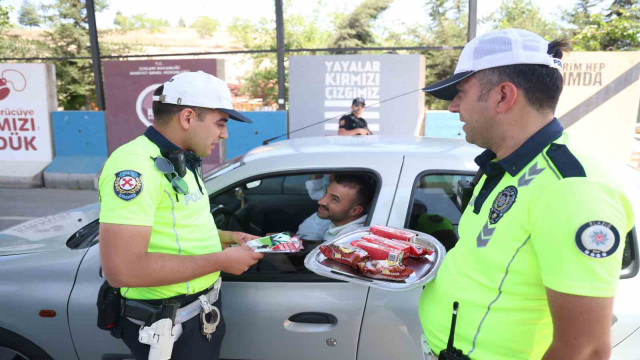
[0,203,100,256]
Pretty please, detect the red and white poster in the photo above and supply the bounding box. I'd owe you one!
[0,63,57,162]
[103,59,225,169]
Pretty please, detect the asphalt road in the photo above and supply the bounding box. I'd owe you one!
[0,187,99,231]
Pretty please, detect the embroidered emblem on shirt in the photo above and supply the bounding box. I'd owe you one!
[113,170,143,201]
[575,221,620,258]
[339,119,345,126]
[488,186,517,225]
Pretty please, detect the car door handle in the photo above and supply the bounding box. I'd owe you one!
[288,312,337,324]
[284,312,338,333]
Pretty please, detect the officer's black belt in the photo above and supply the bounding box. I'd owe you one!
[122,283,218,326]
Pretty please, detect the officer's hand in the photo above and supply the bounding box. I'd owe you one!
[220,246,264,275]
[229,231,259,245]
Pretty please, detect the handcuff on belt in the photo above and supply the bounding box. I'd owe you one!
[122,278,222,360]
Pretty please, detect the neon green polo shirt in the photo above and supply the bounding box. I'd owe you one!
[99,134,221,300]
[419,122,634,360]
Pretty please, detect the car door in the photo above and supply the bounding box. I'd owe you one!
[357,154,476,360]
[67,228,133,360]
[211,158,403,360]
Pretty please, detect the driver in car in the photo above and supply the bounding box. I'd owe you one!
[296,173,374,241]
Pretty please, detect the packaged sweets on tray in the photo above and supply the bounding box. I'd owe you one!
[305,225,445,289]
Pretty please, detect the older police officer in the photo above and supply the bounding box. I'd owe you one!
[99,71,263,359]
[419,29,634,360]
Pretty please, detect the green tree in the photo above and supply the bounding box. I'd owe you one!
[329,0,392,53]
[39,0,132,109]
[114,12,169,32]
[114,10,132,29]
[191,16,219,38]
[0,3,11,33]
[227,1,332,105]
[566,0,640,50]
[0,3,43,58]
[418,0,467,110]
[18,0,41,28]
[178,17,186,27]
[483,0,560,39]
[562,0,600,29]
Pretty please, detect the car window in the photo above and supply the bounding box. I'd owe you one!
[210,171,377,282]
[406,173,473,251]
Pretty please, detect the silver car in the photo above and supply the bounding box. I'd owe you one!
[1,136,639,360]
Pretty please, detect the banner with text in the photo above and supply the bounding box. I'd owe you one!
[103,59,225,168]
[0,63,57,161]
[557,51,640,165]
[289,54,425,138]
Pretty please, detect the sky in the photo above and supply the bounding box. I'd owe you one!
[4,0,592,35]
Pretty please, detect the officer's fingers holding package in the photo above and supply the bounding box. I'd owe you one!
[220,246,264,275]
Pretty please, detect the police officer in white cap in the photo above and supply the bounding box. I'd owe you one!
[98,71,264,359]
[418,29,634,360]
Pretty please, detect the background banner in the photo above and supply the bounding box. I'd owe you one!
[103,59,225,169]
[289,54,425,138]
[557,51,640,165]
[0,63,57,162]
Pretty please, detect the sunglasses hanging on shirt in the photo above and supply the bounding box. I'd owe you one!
[152,156,189,195]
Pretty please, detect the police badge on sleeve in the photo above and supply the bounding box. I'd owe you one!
[575,220,620,259]
[113,170,143,201]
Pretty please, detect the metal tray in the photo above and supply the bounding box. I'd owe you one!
[304,227,446,291]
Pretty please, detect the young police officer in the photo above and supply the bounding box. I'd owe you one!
[99,71,263,360]
[419,29,634,360]
[338,97,372,135]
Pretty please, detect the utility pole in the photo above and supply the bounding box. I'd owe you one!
[468,0,477,42]
[86,0,105,110]
[275,0,285,110]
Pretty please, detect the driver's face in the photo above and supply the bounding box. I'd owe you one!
[317,182,359,223]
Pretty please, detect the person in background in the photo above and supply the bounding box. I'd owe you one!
[338,97,372,135]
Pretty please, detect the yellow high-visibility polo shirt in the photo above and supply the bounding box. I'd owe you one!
[99,132,221,300]
[419,120,634,360]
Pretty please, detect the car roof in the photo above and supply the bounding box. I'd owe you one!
[241,135,481,162]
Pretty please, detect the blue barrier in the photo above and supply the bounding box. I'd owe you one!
[44,111,107,189]
[424,111,465,139]
[226,111,287,159]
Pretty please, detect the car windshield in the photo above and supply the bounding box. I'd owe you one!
[203,156,245,181]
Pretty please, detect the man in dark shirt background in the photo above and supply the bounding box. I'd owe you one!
[338,97,372,135]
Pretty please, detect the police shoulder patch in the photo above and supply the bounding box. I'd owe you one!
[488,185,517,224]
[113,170,143,201]
[339,119,346,126]
[575,220,620,259]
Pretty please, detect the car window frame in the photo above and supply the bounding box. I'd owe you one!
[403,169,476,229]
[209,167,383,283]
[406,170,639,280]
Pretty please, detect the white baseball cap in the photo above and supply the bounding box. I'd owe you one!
[153,71,253,123]
[423,28,563,101]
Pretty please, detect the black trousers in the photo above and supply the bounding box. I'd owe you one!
[120,294,226,360]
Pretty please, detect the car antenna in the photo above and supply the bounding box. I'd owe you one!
[438,301,471,360]
[262,88,421,145]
